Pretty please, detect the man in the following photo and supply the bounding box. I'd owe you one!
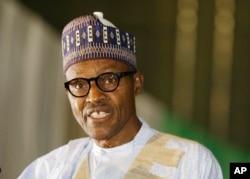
[19,12,223,178]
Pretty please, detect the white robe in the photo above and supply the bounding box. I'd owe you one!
[18,119,223,179]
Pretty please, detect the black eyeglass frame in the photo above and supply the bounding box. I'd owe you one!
[64,71,137,98]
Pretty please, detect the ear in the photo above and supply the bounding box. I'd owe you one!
[133,72,144,96]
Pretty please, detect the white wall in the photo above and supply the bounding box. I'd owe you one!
[0,1,69,178]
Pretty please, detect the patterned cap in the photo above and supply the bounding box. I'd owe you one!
[62,12,136,74]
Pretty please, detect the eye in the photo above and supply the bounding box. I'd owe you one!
[97,73,118,91]
[70,79,88,89]
[103,74,117,84]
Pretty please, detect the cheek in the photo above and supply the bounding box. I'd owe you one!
[68,96,85,118]
[114,87,136,114]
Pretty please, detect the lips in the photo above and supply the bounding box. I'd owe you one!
[86,107,112,121]
[90,111,110,118]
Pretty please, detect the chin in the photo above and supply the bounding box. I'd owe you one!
[90,132,107,140]
[88,130,111,140]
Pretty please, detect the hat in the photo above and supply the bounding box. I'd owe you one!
[61,12,136,74]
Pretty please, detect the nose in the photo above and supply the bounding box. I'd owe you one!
[86,81,106,103]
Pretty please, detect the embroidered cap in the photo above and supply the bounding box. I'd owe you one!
[62,12,136,74]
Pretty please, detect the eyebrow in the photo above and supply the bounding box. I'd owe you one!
[94,62,128,75]
[68,68,117,81]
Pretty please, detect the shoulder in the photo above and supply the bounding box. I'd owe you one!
[157,132,223,178]
[155,132,210,153]
[164,133,203,152]
[153,131,200,152]
[39,137,90,161]
[18,137,91,179]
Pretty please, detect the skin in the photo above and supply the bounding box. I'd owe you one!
[65,59,144,148]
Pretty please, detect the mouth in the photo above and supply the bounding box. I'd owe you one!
[89,111,110,119]
[86,107,112,122]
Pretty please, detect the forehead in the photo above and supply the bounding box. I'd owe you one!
[65,59,130,80]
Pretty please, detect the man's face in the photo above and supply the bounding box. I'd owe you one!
[65,59,143,144]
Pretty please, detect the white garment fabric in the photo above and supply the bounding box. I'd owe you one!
[18,118,223,179]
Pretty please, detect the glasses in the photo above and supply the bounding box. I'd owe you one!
[64,71,136,97]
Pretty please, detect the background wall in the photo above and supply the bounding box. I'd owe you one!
[0,1,68,178]
[17,0,250,149]
[0,0,250,178]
